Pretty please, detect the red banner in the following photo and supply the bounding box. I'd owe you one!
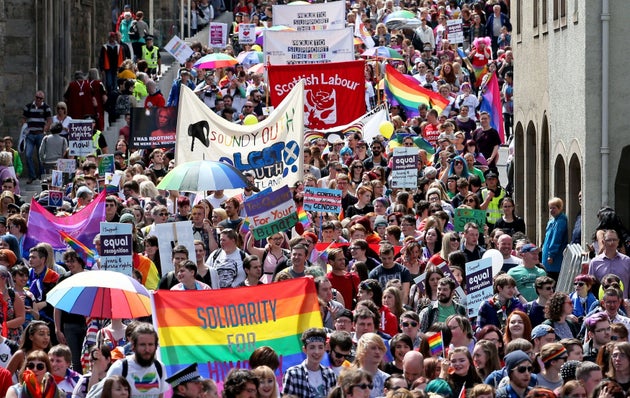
[268,60,366,129]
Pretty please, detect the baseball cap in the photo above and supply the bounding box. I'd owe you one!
[531,324,555,339]
[520,243,539,254]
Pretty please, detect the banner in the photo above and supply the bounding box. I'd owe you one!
[465,257,493,317]
[479,73,506,144]
[24,190,106,255]
[305,104,388,144]
[243,186,297,240]
[152,278,322,384]
[68,120,94,156]
[130,107,178,149]
[155,221,196,275]
[354,16,375,48]
[273,1,346,31]
[390,147,418,189]
[100,222,133,276]
[175,82,304,191]
[263,28,354,65]
[268,60,365,129]
[164,35,194,64]
[209,23,228,48]
[303,187,342,213]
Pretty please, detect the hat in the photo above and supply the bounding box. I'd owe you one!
[76,186,93,198]
[180,68,191,76]
[119,213,135,225]
[519,243,538,253]
[504,350,532,374]
[541,346,567,364]
[0,216,7,226]
[561,360,581,382]
[531,324,555,339]
[374,216,388,227]
[426,187,441,198]
[426,379,452,398]
[0,249,17,267]
[437,133,451,143]
[424,166,438,178]
[484,169,499,179]
[166,363,203,388]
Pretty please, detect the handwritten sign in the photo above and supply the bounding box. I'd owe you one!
[68,120,94,156]
[57,159,76,174]
[303,187,342,213]
[454,208,487,232]
[100,222,134,276]
[243,186,297,240]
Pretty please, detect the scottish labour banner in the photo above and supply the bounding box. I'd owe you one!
[175,81,304,191]
[268,60,365,129]
[152,278,322,384]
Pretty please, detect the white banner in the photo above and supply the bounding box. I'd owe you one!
[263,28,354,65]
[273,1,347,31]
[164,35,194,64]
[175,82,305,191]
[209,22,228,48]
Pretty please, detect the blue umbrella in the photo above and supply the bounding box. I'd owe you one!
[157,160,250,192]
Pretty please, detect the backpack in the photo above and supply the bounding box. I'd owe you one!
[129,21,139,41]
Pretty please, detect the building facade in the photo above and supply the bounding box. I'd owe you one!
[512,0,629,246]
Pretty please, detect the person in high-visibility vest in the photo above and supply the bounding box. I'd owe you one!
[141,35,161,78]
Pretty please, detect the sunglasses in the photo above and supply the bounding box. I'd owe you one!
[353,384,374,390]
[158,212,168,216]
[26,362,46,371]
[401,321,418,328]
[333,350,352,360]
[450,237,460,242]
[515,365,533,373]
[574,282,585,287]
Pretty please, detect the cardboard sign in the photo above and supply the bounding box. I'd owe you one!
[243,186,297,240]
[454,208,487,232]
[68,120,94,156]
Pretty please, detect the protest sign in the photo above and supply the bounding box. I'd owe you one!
[57,159,76,174]
[68,120,94,156]
[98,154,115,176]
[100,222,134,276]
[243,186,297,240]
[153,278,321,386]
[264,28,354,65]
[273,2,346,31]
[155,221,196,275]
[454,208,487,232]
[238,23,256,45]
[48,191,64,208]
[303,187,342,213]
[391,147,418,188]
[209,22,228,48]
[175,82,304,191]
[130,107,178,149]
[465,257,493,317]
[164,35,194,64]
[51,170,63,188]
[447,19,464,44]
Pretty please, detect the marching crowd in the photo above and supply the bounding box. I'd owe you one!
[9,0,630,398]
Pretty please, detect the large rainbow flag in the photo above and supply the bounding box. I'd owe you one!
[384,64,450,118]
[24,190,106,257]
[152,278,322,383]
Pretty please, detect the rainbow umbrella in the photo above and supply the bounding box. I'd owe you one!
[46,270,151,319]
[194,53,238,69]
[361,46,404,60]
[237,51,264,65]
[157,160,250,192]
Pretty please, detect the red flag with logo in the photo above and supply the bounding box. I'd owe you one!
[268,60,366,129]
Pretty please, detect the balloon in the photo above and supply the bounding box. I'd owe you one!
[251,44,262,52]
[379,121,394,138]
[243,114,258,125]
[482,249,504,276]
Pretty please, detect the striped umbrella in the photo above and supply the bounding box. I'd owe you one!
[194,53,239,69]
[46,270,151,319]
[157,160,250,192]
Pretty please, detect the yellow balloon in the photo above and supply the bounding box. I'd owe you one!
[243,114,258,125]
[252,44,262,52]
[379,121,394,138]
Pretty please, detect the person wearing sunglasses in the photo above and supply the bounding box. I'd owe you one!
[329,368,373,398]
[569,274,598,322]
[495,350,534,398]
[328,330,353,375]
[7,349,63,398]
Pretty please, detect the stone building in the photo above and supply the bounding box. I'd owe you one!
[512,0,629,246]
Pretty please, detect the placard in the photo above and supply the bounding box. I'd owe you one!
[238,23,256,45]
[57,159,76,174]
[155,221,196,275]
[98,154,115,176]
[130,107,178,149]
[273,1,346,31]
[51,170,63,188]
[263,28,354,65]
[303,187,342,213]
[100,222,134,276]
[68,120,94,156]
[243,186,298,240]
[209,22,228,48]
[447,19,464,44]
[390,147,418,188]
[48,191,64,208]
[465,257,493,317]
[454,208,487,232]
[164,35,194,64]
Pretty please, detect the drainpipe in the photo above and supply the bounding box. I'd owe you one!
[601,0,610,206]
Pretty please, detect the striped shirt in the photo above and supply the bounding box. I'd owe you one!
[23,102,52,133]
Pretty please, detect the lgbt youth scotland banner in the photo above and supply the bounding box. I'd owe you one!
[24,190,106,260]
[152,278,322,383]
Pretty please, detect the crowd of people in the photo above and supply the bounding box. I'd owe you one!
[10,0,630,397]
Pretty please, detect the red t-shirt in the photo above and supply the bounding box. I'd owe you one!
[326,271,360,310]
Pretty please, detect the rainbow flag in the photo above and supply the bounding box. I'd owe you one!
[472,64,488,88]
[24,190,106,258]
[384,64,449,118]
[354,17,375,48]
[427,331,444,356]
[59,231,96,269]
[479,73,505,143]
[152,278,322,384]
[297,207,311,228]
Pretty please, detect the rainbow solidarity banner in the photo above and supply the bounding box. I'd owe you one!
[151,278,322,383]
